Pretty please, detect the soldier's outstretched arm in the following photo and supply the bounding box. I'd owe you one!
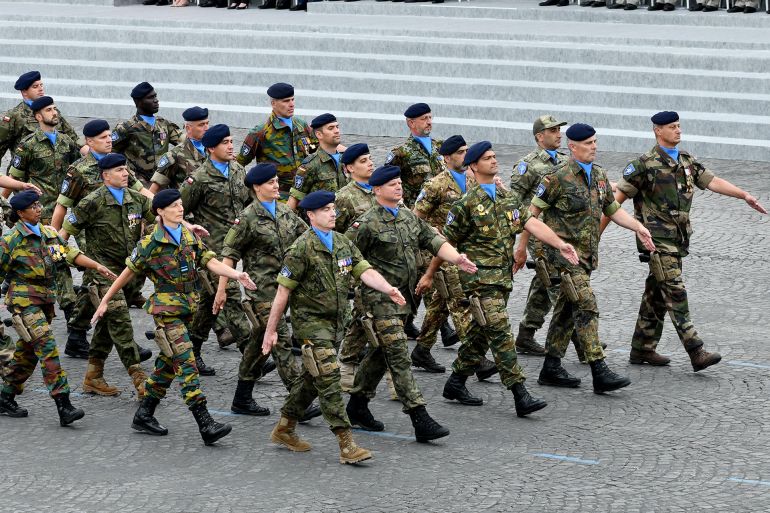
[600,190,628,234]
[707,177,767,214]
[205,257,256,293]
[360,268,406,306]
[521,217,579,267]
[515,204,544,271]
[262,285,291,355]
[608,208,656,252]
[212,257,236,315]
[436,243,477,274]
[91,267,136,325]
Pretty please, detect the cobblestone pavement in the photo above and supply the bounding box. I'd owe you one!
[0,119,769,513]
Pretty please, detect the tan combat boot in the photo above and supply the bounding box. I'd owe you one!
[385,370,398,401]
[82,357,120,396]
[339,361,357,392]
[127,364,147,399]
[270,415,312,452]
[334,428,373,465]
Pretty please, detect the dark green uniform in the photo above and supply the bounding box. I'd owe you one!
[150,138,207,190]
[384,135,445,207]
[289,148,349,202]
[0,101,78,169]
[111,115,182,184]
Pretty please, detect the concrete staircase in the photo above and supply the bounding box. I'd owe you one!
[0,0,768,161]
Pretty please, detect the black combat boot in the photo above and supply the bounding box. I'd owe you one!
[0,390,28,418]
[262,358,277,376]
[538,355,581,387]
[346,394,384,431]
[442,372,483,406]
[590,359,631,394]
[510,383,547,417]
[65,318,90,360]
[190,403,232,445]
[192,341,215,376]
[137,343,153,363]
[440,321,459,347]
[688,347,721,372]
[53,393,85,426]
[475,356,499,381]
[132,395,168,435]
[407,405,449,443]
[403,315,420,340]
[231,380,270,416]
[515,326,546,356]
[298,402,322,423]
[275,0,290,8]
[411,344,445,373]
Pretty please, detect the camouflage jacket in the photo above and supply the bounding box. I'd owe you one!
[385,135,445,208]
[334,181,377,233]
[111,114,182,181]
[151,138,207,189]
[532,160,621,271]
[0,101,78,163]
[346,205,445,317]
[221,201,308,303]
[444,184,529,294]
[236,113,317,200]
[126,222,215,317]
[289,147,349,202]
[414,170,476,232]
[277,229,370,341]
[510,148,568,206]
[0,221,81,307]
[617,145,715,257]
[56,152,143,209]
[9,128,81,222]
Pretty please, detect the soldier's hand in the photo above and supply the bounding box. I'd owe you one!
[212,287,226,314]
[79,144,90,156]
[388,287,406,306]
[262,330,278,355]
[745,194,768,214]
[513,244,527,274]
[415,273,433,296]
[559,243,579,265]
[455,254,477,274]
[237,272,257,291]
[90,301,108,326]
[188,224,210,238]
[96,265,118,281]
[636,225,656,253]
[610,181,618,193]
[21,182,42,195]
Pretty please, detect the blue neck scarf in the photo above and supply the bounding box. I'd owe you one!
[106,185,125,205]
[261,200,276,219]
[139,114,156,127]
[277,116,293,131]
[449,169,467,194]
[660,145,680,162]
[545,149,558,162]
[330,152,341,168]
[24,222,41,237]
[413,135,432,155]
[384,206,399,218]
[24,99,33,107]
[164,223,182,245]
[576,161,593,185]
[44,130,57,146]
[190,138,205,156]
[211,159,229,178]
[312,227,333,252]
[480,183,496,202]
[356,181,372,191]
[91,151,106,161]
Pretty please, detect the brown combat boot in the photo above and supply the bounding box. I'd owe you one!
[215,327,235,348]
[270,415,312,452]
[82,357,120,396]
[334,428,373,465]
[629,348,671,366]
[688,347,722,372]
[127,364,147,398]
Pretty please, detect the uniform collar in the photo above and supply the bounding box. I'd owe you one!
[186,138,207,160]
[152,222,191,245]
[16,221,46,238]
[102,185,134,206]
[408,134,435,156]
[354,182,373,194]
[270,112,294,132]
[653,144,684,166]
[134,113,157,131]
[204,159,230,180]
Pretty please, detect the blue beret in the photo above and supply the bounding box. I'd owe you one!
[83,119,110,137]
[201,124,230,148]
[245,163,277,186]
[98,153,127,170]
[15,71,41,91]
[299,190,335,211]
[152,189,181,213]
[10,190,40,212]
[341,143,369,165]
[267,82,294,100]
[439,135,466,156]
[565,123,596,142]
[369,165,401,186]
[30,96,53,113]
[463,141,492,166]
[310,113,336,129]
[651,111,679,125]
[183,106,208,122]
[130,82,154,99]
[404,103,431,119]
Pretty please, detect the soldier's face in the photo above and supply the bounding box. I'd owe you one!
[472,151,498,178]
[22,80,45,100]
[655,122,681,147]
[103,166,129,189]
[376,178,403,203]
[308,203,336,231]
[210,136,234,161]
[347,154,374,181]
[159,199,184,225]
[19,202,42,224]
[271,97,295,118]
[87,130,113,154]
[569,136,597,163]
[254,177,280,201]
[538,127,562,150]
[137,91,160,114]
[316,122,341,146]
[187,119,209,141]
[407,114,432,137]
[445,146,468,171]
[35,105,59,127]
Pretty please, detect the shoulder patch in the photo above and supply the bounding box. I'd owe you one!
[60,179,70,194]
[66,212,77,224]
[416,189,426,203]
[130,247,139,263]
[11,155,21,168]
[158,155,169,168]
[623,163,635,176]
[240,144,250,156]
[517,161,528,175]
[535,184,546,197]
[280,265,292,278]
[446,211,455,225]
[294,174,304,189]
[351,221,360,229]
[513,208,520,221]
[111,131,119,142]
[384,151,395,164]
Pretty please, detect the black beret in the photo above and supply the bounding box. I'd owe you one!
[30,96,53,113]
[10,190,40,212]
[299,190,335,211]
[310,113,336,129]
[182,106,209,122]
[369,165,401,186]
[267,82,294,100]
[403,103,431,119]
[130,82,154,99]
[565,123,596,142]
[651,111,679,125]
[438,135,466,156]
[245,163,277,186]
[14,71,41,91]
[463,141,492,166]
[201,124,230,148]
[98,153,127,170]
[83,119,110,137]
[152,189,181,213]
[341,143,369,165]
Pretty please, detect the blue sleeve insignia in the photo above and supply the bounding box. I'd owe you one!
[130,247,139,263]
[158,155,169,168]
[517,161,528,175]
[11,155,21,168]
[446,211,455,225]
[623,163,635,176]
[294,175,304,189]
[513,208,520,221]
[60,179,70,193]
[111,131,119,142]
[66,212,77,224]
[240,144,250,156]
[384,151,395,164]
[416,189,426,203]
[535,184,546,197]
[280,266,292,278]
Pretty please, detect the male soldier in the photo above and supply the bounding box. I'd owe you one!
[263,190,403,464]
[288,113,348,210]
[522,123,655,394]
[111,82,182,186]
[60,153,155,397]
[602,111,766,371]
[150,106,209,193]
[345,165,477,442]
[237,82,317,202]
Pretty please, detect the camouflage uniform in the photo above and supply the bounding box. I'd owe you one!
[220,201,307,387]
[616,145,715,353]
[384,135,445,208]
[345,206,445,411]
[0,101,78,168]
[289,148,349,202]
[413,170,477,351]
[443,184,530,387]
[236,113,317,201]
[531,160,621,363]
[0,222,82,399]
[125,223,215,407]
[111,115,182,184]
[150,138,207,190]
[276,229,371,429]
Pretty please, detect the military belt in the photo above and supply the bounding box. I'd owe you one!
[155,280,200,294]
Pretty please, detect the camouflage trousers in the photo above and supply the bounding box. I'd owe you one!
[545,268,605,363]
[144,315,206,408]
[239,300,300,388]
[452,288,525,388]
[416,264,472,350]
[188,270,251,353]
[351,314,426,412]
[632,254,702,353]
[68,267,144,332]
[338,289,368,364]
[0,330,14,378]
[88,277,140,369]
[2,304,70,398]
[519,267,559,332]
[281,338,350,431]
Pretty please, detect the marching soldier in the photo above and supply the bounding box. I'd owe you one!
[149,106,209,193]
